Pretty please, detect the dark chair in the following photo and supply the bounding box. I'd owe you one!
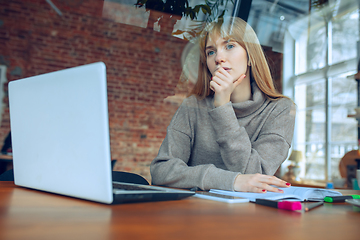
[111,159,117,169]
[112,171,149,185]
[0,169,14,181]
[0,132,13,175]
[1,132,12,155]
[111,159,149,185]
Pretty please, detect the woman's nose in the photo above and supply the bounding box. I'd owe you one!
[215,51,225,64]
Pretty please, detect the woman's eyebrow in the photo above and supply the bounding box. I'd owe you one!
[205,45,215,50]
[205,39,235,50]
[225,39,236,43]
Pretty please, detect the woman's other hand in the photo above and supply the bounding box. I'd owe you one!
[233,173,291,193]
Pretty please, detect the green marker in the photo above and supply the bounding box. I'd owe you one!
[324,195,360,203]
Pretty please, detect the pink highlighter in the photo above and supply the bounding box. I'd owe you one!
[255,199,302,211]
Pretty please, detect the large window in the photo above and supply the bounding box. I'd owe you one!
[287,0,359,181]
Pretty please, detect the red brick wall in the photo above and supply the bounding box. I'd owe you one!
[263,46,283,93]
[0,0,282,182]
[0,0,187,181]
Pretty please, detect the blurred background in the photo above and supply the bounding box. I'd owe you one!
[0,0,359,186]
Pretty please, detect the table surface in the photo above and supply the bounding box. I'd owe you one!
[0,182,359,240]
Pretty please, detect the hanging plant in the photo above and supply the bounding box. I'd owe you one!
[135,0,211,34]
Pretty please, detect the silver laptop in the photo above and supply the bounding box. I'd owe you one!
[8,62,194,204]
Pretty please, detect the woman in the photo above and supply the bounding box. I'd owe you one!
[151,17,296,193]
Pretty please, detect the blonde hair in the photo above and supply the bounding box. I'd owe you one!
[190,17,285,100]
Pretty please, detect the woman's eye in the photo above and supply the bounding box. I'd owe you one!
[207,50,215,56]
[226,44,234,50]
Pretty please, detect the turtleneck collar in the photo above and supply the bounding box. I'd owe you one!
[231,81,268,118]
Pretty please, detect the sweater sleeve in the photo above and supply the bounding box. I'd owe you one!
[208,98,296,175]
[150,101,239,191]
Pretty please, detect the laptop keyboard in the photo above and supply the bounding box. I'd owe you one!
[112,182,161,191]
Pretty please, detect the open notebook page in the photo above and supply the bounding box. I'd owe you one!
[210,186,342,202]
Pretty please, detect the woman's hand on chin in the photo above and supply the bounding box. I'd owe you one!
[210,68,246,107]
[233,173,291,193]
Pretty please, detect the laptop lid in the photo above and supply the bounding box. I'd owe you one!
[9,62,114,204]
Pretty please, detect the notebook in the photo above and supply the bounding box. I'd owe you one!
[210,186,342,202]
[8,62,194,204]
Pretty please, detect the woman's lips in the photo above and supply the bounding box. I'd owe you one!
[216,67,231,72]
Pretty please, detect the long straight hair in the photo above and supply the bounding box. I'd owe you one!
[190,17,286,100]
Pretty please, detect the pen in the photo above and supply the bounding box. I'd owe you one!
[324,195,360,203]
[255,199,302,211]
[304,201,324,211]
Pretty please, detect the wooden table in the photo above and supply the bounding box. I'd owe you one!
[0,182,359,240]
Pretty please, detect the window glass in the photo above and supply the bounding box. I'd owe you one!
[295,2,359,75]
[295,83,326,181]
[306,15,327,72]
[330,142,357,179]
[295,80,326,109]
[331,105,357,142]
[294,30,308,75]
[294,75,358,180]
[307,108,325,143]
[331,6,359,64]
[297,143,326,180]
[330,73,358,178]
[331,73,357,107]
[294,10,328,75]
[290,1,359,182]
[330,104,357,179]
[295,106,325,145]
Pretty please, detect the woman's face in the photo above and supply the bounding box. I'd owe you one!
[205,35,248,82]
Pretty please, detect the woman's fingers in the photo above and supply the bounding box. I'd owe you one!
[210,68,238,105]
[214,67,231,79]
[209,79,222,92]
[265,175,291,189]
[248,174,283,193]
[259,184,284,193]
[210,68,247,108]
[233,74,247,85]
[234,174,291,193]
[212,68,231,85]
[211,69,246,92]
[257,175,290,193]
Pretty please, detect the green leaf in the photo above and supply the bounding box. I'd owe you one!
[200,5,211,15]
[194,5,200,13]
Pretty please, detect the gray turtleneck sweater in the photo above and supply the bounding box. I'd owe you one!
[150,83,296,191]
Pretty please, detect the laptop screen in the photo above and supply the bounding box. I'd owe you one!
[9,62,114,204]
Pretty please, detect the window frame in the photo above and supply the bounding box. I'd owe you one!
[283,8,359,181]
